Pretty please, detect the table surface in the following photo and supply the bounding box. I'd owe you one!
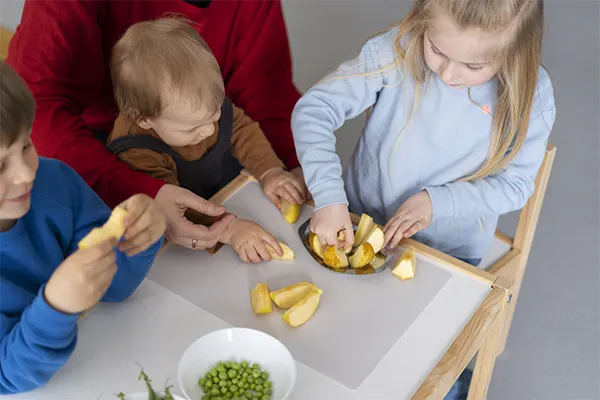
[11,180,505,400]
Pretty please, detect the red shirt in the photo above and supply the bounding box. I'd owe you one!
[7,0,301,208]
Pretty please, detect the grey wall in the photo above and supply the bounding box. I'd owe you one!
[2,0,599,398]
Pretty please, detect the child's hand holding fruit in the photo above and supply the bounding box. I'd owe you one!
[310,204,354,249]
[117,194,167,256]
[221,217,283,264]
[260,168,305,208]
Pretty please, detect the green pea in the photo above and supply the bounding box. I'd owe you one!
[202,395,211,400]
[221,387,228,394]
[232,378,239,385]
[206,380,213,388]
[261,371,269,380]
[225,362,232,369]
[212,388,220,396]
[261,395,270,400]
[256,378,263,385]
[255,385,263,392]
[263,381,271,388]
[245,390,254,398]
[250,384,256,390]
[228,369,237,379]
[232,362,240,370]
[225,393,233,399]
[219,380,228,387]
[218,372,227,380]
[241,361,249,369]
[264,388,271,395]
[214,397,223,400]
[217,366,226,372]
[243,383,249,389]
[211,370,218,377]
[230,385,238,392]
[247,376,254,383]
[199,378,207,386]
[255,391,263,398]
[252,363,261,370]
[214,377,220,383]
[242,372,249,378]
[252,371,260,379]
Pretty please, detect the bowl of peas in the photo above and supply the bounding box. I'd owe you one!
[177,328,296,400]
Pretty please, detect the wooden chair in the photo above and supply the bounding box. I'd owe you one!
[0,26,13,60]
[481,145,557,355]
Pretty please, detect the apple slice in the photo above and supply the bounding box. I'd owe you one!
[308,232,325,258]
[370,253,387,269]
[322,246,349,268]
[349,242,375,269]
[392,248,417,280]
[269,282,316,308]
[282,287,323,327]
[280,200,301,224]
[250,282,273,314]
[364,226,385,254]
[267,242,295,260]
[354,214,375,247]
[79,207,128,249]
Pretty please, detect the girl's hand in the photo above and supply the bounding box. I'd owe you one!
[221,218,283,264]
[45,238,117,314]
[117,194,167,256]
[311,204,354,248]
[383,191,433,249]
[260,168,306,208]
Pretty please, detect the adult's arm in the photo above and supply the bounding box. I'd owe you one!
[6,0,165,208]
[225,0,302,170]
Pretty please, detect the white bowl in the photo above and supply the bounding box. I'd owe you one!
[122,392,185,400]
[177,328,296,400]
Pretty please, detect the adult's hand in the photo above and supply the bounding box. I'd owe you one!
[155,184,235,250]
[289,166,312,201]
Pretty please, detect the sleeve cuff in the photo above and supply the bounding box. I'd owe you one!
[25,286,80,341]
[311,179,349,211]
[424,186,455,220]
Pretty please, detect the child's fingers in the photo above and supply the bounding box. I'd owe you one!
[122,207,153,241]
[86,250,117,278]
[263,234,282,257]
[121,197,151,230]
[237,247,250,264]
[245,246,262,264]
[255,242,272,262]
[119,228,153,256]
[79,237,117,263]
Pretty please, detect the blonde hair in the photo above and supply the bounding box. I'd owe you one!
[0,61,35,147]
[329,0,545,180]
[111,17,225,121]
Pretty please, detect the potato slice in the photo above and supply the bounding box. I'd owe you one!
[323,246,349,268]
[269,282,316,308]
[280,200,301,224]
[354,214,375,247]
[267,242,295,260]
[392,248,417,280]
[370,253,387,269]
[309,232,325,258]
[349,242,375,269]
[364,226,385,254]
[282,287,323,327]
[251,283,273,314]
[78,207,128,249]
[337,231,353,254]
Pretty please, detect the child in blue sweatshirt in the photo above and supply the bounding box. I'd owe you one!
[0,61,166,394]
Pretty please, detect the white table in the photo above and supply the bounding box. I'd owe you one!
[10,175,510,400]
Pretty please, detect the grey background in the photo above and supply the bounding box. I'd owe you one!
[2,0,599,398]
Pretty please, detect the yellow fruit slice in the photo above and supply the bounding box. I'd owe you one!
[370,253,387,269]
[269,282,316,308]
[282,287,323,327]
[349,242,375,269]
[364,226,385,254]
[251,283,273,314]
[79,207,128,249]
[322,246,349,268]
[267,242,295,260]
[308,233,324,258]
[354,214,375,247]
[338,231,353,254]
[392,248,417,280]
[280,200,301,224]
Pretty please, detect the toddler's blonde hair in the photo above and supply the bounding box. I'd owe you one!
[111,16,225,121]
[392,0,545,180]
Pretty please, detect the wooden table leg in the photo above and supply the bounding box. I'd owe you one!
[467,280,510,399]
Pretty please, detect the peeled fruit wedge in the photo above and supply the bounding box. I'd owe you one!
[323,246,349,268]
[267,242,295,260]
[349,242,375,269]
[392,248,417,280]
[280,200,301,224]
[308,232,324,258]
[337,231,353,254]
[251,283,273,314]
[269,282,316,308]
[364,226,385,254]
[354,214,375,247]
[282,287,323,327]
[79,207,128,249]
[370,253,387,269]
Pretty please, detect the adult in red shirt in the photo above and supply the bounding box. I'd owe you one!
[7,0,306,250]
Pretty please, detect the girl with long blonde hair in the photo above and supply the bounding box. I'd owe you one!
[293,0,555,267]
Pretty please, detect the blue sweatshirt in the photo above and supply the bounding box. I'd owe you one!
[0,158,163,394]
[292,28,556,260]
